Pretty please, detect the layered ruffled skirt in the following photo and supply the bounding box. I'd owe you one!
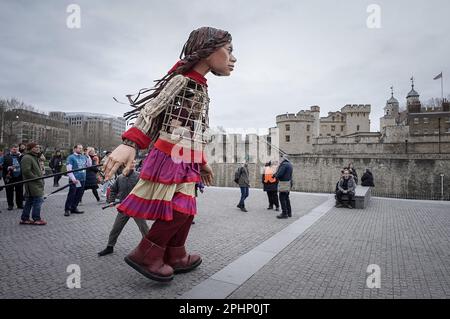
[117,135,204,221]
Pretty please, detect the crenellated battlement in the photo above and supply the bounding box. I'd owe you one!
[276,106,319,123]
[276,111,315,122]
[341,104,371,113]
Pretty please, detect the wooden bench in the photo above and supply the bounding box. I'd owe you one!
[335,185,371,209]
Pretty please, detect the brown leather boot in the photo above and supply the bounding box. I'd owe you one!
[164,246,202,274]
[124,238,174,282]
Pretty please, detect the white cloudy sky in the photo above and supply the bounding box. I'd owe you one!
[1,0,449,132]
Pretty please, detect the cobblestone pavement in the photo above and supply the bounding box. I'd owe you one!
[229,197,450,299]
[0,179,327,299]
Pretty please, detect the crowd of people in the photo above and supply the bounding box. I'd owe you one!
[234,154,294,219]
[1,142,377,222]
[0,142,118,224]
[1,142,375,253]
[233,159,375,215]
[0,141,206,259]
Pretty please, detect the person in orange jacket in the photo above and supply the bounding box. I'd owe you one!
[262,161,279,211]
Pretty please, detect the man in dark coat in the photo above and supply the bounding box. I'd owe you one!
[361,168,375,187]
[3,144,24,210]
[336,169,356,209]
[20,143,46,225]
[274,155,293,219]
[262,161,279,211]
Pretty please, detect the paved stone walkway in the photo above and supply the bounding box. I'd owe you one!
[229,197,450,299]
[0,181,327,298]
[1,180,449,299]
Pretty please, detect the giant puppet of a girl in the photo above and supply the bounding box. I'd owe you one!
[103,27,236,282]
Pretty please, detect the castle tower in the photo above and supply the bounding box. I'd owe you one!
[276,106,317,154]
[310,105,321,138]
[380,86,399,131]
[406,76,421,113]
[341,104,371,134]
[385,86,399,117]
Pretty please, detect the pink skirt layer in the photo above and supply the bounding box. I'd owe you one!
[117,146,200,221]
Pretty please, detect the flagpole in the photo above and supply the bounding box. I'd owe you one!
[441,72,444,101]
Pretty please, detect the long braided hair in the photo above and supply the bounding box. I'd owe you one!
[123,27,232,135]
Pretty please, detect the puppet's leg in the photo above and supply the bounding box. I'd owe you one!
[124,211,192,282]
[162,183,202,273]
[164,213,202,274]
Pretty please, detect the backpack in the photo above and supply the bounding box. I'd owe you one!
[234,167,241,184]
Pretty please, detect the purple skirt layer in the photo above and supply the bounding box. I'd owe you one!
[139,147,201,184]
[117,195,174,221]
[118,192,197,221]
[172,192,197,216]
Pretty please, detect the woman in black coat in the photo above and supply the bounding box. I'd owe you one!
[49,150,64,187]
[361,168,375,187]
[346,162,358,185]
[84,147,100,201]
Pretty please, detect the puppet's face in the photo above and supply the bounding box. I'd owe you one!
[206,42,236,76]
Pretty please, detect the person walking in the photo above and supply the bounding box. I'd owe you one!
[235,162,250,212]
[98,161,149,256]
[64,144,90,216]
[49,150,64,187]
[84,147,101,202]
[20,143,46,225]
[3,144,24,210]
[275,155,293,219]
[0,149,4,181]
[262,161,279,211]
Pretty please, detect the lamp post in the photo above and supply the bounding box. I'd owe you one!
[438,117,441,154]
[15,115,20,144]
[0,103,4,144]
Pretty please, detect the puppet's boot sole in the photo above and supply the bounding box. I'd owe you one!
[165,246,202,274]
[124,238,174,282]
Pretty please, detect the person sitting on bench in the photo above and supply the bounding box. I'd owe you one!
[336,169,356,209]
[361,168,375,187]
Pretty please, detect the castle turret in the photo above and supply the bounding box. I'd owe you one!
[380,86,400,131]
[276,106,319,154]
[406,76,421,113]
[341,104,371,134]
[385,86,399,117]
[310,105,321,138]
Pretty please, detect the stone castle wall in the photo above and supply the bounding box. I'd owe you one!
[210,153,450,200]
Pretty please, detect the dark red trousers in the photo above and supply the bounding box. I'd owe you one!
[146,211,194,247]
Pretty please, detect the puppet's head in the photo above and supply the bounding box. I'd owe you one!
[123,27,234,126]
[173,27,235,77]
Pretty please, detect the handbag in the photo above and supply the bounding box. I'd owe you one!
[278,181,291,193]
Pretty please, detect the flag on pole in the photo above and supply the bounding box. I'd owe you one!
[433,72,443,80]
